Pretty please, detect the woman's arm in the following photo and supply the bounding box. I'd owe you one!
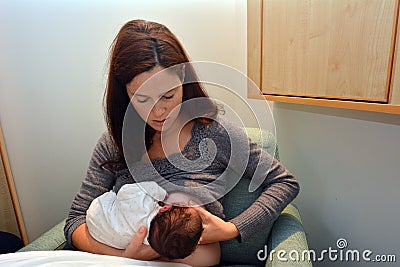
[72,223,124,256]
[64,132,117,246]
[170,243,221,267]
[192,206,239,244]
[72,223,159,260]
[65,133,159,260]
[193,158,298,245]
[212,120,300,242]
[229,150,300,242]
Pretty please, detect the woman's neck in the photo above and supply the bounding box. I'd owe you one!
[145,119,194,161]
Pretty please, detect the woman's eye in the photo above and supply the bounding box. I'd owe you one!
[136,98,148,103]
[162,94,174,100]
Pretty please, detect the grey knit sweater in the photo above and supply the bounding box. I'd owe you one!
[64,118,299,245]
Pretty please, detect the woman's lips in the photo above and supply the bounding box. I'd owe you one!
[153,119,166,126]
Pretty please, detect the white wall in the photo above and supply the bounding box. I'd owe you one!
[0,0,248,241]
[274,103,400,267]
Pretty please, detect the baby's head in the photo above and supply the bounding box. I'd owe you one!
[148,205,203,259]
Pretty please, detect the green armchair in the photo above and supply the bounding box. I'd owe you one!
[19,128,312,267]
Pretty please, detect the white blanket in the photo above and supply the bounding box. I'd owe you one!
[0,251,189,267]
[86,182,167,248]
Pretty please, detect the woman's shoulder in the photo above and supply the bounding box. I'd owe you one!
[97,131,113,144]
[93,131,118,158]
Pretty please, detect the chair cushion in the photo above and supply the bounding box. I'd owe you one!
[219,128,277,265]
[220,179,273,266]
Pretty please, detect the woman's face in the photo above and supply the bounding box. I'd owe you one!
[126,66,183,132]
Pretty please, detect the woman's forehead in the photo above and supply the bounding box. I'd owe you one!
[126,66,181,97]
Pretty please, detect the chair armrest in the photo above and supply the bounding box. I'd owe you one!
[18,219,67,252]
[266,204,312,267]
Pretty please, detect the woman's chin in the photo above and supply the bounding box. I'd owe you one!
[151,124,169,133]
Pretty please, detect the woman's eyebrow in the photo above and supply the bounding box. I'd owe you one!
[134,88,177,98]
[160,88,177,96]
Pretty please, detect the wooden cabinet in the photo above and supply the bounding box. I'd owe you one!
[391,7,400,106]
[248,0,400,114]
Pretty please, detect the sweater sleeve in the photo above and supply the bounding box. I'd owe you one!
[214,121,300,242]
[64,132,118,246]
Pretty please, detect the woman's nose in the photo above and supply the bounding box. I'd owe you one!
[152,101,166,117]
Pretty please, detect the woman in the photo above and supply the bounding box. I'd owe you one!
[64,19,299,264]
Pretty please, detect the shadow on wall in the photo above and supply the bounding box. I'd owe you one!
[275,102,400,126]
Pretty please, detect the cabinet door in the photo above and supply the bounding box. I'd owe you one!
[262,0,397,102]
[390,3,400,106]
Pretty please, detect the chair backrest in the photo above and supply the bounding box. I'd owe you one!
[244,127,279,160]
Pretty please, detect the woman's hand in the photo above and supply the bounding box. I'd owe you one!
[192,206,239,244]
[122,226,160,260]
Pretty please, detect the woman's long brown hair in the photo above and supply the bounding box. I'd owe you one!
[103,19,218,170]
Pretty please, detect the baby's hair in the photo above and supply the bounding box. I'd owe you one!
[148,206,203,259]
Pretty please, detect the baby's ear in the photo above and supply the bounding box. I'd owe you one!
[158,204,172,214]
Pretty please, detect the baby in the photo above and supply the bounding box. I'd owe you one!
[86,181,219,264]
